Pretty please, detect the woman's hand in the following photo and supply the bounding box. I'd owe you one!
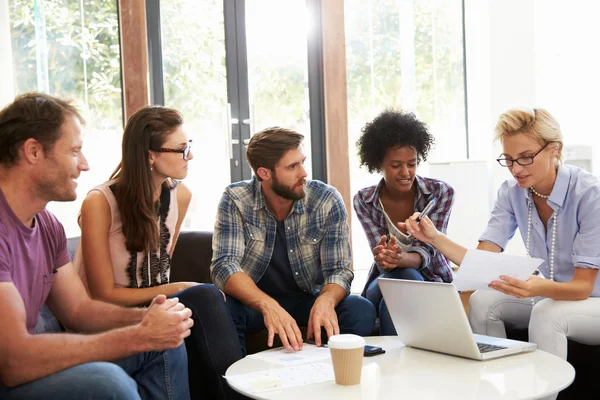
[489,275,550,298]
[398,214,439,244]
[373,235,403,271]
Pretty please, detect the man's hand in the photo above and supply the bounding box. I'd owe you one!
[306,295,339,347]
[373,235,403,272]
[489,275,550,298]
[260,299,303,352]
[138,295,193,351]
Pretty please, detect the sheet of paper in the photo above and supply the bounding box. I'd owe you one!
[452,249,544,291]
[225,363,334,394]
[247,344,331,366]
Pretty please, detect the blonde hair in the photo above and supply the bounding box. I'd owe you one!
[494,107,563,162]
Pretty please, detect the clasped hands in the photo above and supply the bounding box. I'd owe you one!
[373,235,403,272]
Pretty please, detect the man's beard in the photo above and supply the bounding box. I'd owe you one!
[272,174,306,200]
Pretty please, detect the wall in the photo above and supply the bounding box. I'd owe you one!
[446,0,537,256]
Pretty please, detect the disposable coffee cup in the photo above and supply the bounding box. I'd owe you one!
[328,334,365,385]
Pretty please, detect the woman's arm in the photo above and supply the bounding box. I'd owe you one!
[491,267,598,300]
[80,191,193,307]
[169,182,192,256]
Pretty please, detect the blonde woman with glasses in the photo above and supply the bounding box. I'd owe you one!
[401,108,600,393]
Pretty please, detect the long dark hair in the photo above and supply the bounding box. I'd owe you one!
[110,106,183,253]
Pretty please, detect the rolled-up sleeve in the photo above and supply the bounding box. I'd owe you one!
[572,188,600,269]
[210,191,246,289]
[321,191,354,294]
[479,181,518,251]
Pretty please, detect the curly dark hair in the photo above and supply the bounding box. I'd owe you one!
[357,109,435,173]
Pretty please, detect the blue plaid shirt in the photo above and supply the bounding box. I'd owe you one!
[210,177,354,295]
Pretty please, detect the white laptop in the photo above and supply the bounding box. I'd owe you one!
[378,278,537,361]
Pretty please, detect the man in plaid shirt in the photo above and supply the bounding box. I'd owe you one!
[211,127,376,355]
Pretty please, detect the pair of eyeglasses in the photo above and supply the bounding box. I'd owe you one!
[496,142,549,167]
[152,140,193,160]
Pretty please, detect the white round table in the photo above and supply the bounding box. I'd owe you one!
[226,337,574,400]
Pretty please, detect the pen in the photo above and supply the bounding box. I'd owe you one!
[416,197,438,223]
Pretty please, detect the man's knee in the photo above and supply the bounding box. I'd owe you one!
[45,362,139,399]
[225,294,247,319]
[165,342,189,367]
[337,295,376,336]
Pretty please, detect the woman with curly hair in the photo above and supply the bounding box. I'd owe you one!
[354,109,455,335]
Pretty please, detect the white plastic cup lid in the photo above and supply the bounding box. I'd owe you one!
[327,334,366,349]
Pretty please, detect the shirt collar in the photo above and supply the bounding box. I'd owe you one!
[548,164,570,208]
[414,175,432,197]
[363,179,386,205]
[251,176,306,215]
[524,164,570,208]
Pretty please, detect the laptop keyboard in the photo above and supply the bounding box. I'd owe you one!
[477,342,508,353]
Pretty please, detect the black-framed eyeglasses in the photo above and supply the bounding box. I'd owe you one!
[152,140,193,160]
[496,142,549,167]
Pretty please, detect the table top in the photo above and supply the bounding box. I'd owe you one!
[225,336,575,400]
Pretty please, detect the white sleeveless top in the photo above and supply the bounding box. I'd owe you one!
[74,180,179,290]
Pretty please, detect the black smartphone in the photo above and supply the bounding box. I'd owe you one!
[364,345,385,357]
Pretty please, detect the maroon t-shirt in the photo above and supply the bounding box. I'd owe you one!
[0,189,71,333]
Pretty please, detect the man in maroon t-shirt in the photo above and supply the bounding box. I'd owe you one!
[0,93,193,399]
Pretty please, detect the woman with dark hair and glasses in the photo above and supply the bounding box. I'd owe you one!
[74,106,244,399]
[401,107,600,380]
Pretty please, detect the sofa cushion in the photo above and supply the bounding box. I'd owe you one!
[170,231,213,284]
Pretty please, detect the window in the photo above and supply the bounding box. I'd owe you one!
[158,0,313,231]
[3,0,123,237]
[345,0,466,292]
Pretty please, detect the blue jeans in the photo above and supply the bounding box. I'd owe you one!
[366,268,424,335]
[1,345,190,400]
[226,292,376,355]
[174,284,245,400]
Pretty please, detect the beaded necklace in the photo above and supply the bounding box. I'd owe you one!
[525,187,557,305]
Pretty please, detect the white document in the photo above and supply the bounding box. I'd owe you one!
[225,363,334,394]
[452,249,544,291]
[247,344,331,366]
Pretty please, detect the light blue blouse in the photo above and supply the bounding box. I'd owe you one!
[479,164,600,297]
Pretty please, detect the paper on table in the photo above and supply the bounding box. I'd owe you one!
[247,344,331,366]
[452,249,544,291]
[225,363,334,394]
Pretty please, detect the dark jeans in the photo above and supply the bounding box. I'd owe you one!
[226,291,376,355]
[366,268,424,335]
[175,284,245,400]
